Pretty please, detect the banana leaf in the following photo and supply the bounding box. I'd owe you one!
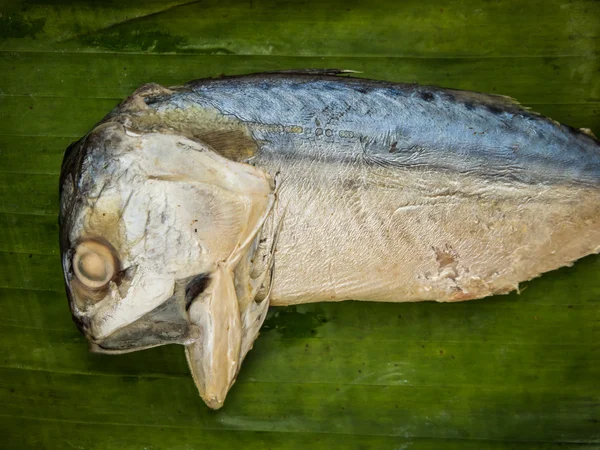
[1,0,598,448]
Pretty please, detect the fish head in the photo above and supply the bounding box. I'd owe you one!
[59,122,273,354]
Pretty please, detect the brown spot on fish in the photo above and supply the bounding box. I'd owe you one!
[198,129,258,161]
[284,125,303,134]
[148,174,187,182]
[389,141,398,153]
[342,178,363,191]
[449,289,478,302]
[434,244,459,281]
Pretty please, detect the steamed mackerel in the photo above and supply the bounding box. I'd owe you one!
[59,72,600,409]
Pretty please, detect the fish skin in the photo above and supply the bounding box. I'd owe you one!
[59,72,600,408]
[181,74,600,185]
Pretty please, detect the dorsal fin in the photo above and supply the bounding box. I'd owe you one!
[262,68,361,76]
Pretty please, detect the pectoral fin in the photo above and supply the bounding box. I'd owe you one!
[185,263,241,409]
[239,297,270,360]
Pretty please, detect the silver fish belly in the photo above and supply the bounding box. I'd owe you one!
[58,72,600,409]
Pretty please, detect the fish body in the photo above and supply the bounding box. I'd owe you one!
[59,72,600,408]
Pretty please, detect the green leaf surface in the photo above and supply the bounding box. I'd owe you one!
[0,0,598,448]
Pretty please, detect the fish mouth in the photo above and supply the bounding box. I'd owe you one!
[75,291,194,354]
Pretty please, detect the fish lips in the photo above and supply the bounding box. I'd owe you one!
[87,273,211,353]
[86,293,195,354]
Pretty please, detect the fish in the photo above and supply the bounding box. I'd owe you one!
[59,70,600,409]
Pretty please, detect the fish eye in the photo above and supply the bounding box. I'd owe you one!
[72,239,118,289]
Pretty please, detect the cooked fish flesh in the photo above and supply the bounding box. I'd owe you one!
[59,71,600,409]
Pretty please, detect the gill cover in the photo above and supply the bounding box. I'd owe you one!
[60,123,276,409]
[182,144,277,410]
